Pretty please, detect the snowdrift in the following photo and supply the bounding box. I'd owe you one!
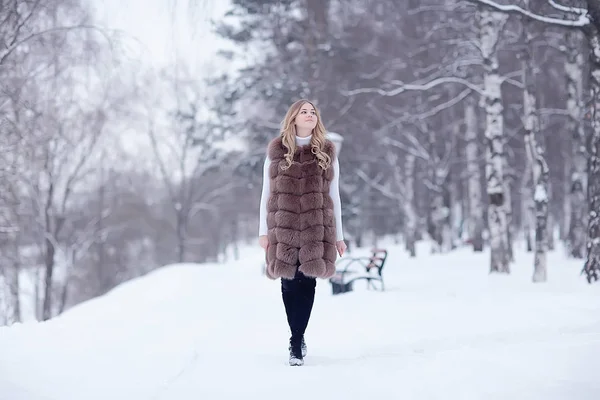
[1,242,599,400]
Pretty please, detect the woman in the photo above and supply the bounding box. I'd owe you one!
[258,99,346,366]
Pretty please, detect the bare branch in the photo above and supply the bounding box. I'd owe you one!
[503,76,525,89]
[407,2,474,15]
[548,0,587,15]
[328,96,356,127]
[418,88,473,120]
[342,76,485,97]
[1,24,115,66]
[356,169,399,201]
[147,123,177,204]
[382,137,430,161]
[467,0,589,27]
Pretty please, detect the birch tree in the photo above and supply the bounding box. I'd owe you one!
[404,153,418,257]
[466,0,597,282]
[425,124,455,253]
[583,1,600,283]
[479,6,511,272]
[521,32,549,281]
[565,30,588,258]
[465,95,485,251]
[584,91,600,282]
[521,0,550,281]
[341,1,522,270]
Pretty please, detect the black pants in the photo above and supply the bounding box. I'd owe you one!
[281,266,316,347]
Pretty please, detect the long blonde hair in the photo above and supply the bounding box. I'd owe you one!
[279,99,331,170]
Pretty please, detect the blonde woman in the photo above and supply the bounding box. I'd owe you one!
[258,99,346,366]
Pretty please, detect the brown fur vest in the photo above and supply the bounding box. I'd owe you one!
[265,136,338,280]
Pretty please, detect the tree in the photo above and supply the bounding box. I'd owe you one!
[520,0,550,282]
[143,67,237,263]
[465,0,598,282]
[564,29,588,258]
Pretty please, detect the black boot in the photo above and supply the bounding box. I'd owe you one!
[288,336,307,364]
[301,336,307,357]
[288,336,304,366]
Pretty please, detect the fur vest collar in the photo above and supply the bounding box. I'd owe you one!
[265,136,337,280]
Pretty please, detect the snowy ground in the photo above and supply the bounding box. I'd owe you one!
[1,240,599,400]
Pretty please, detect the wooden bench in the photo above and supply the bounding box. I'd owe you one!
[329,248,388,295]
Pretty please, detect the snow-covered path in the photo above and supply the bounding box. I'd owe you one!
[1,242,599,400]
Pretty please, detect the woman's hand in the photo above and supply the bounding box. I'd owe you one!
[336,240,347,257]
[259,235,269,251]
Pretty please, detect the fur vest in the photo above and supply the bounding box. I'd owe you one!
[265,136,338,280]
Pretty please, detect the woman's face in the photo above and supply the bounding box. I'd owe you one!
[294,102,317,131]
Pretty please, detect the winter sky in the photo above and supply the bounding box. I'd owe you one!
[86,0,244,168]
[90,0,233,71]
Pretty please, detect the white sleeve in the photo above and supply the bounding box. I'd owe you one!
[258,155,270,236]
[330,157,344,241]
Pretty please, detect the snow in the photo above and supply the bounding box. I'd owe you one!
[534,184,548,201]
[1,241,599,400]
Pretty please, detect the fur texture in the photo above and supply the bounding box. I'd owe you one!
[265,137,337,280]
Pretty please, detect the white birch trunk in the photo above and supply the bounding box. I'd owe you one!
[428,168,447,254]
[504,159,514,261]
[547,207,556,250]
[404,153,417,257]
[429,192,445,254]
[565,31,588,258]
[521,0,549,282]
[523,57,549,282]
[8,258,21,323]
[0,275,7,325]
[479,8,510,273]
[521,158,534,252]
[562,152,571,242]
[465,96,484,251]
[449,154,461,250]
[531,168,550,282]
[582,23,600,283]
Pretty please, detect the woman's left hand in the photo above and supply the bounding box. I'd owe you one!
[336,240,347,257]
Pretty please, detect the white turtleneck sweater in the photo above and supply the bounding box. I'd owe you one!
[259,135,344,241]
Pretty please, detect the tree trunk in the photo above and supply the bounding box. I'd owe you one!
[403,153,417,257]
[449,156,461,250]
[521,2,550,282]
[582,18,600,283]
[42,179,56,321]
[504,159,514,262]
[523,90,549,282]
[428,139,446,253]
[479,8,510,273]
[0,257,20,325]
[465,96,484,251]
[42,235,55,321]
[96,165,109,296]
[231,219,240,261]
[583,108,600,282]
[547,209,556,250]
[3,232,22,324]
[304,0,330,99]
[176,206,185,263]
[565,29,588,258]
[532,164,550,283]
[522,157,534,252]
[561,149,571,242]
[10,258,21,323]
